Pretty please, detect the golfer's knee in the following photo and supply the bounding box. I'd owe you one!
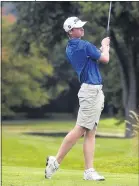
[86,127,96,136]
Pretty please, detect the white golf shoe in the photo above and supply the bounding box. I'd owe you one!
[45,156,59,179]
[84,168,105,181]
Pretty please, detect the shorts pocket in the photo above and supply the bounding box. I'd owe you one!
[78,88,98,109]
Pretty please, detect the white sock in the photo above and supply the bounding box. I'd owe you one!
[85,168,95,173]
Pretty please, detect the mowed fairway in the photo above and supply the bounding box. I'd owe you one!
[2,118,138,186]
[2,167,138,186]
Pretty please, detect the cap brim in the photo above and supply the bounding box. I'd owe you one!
[73,21,87,28]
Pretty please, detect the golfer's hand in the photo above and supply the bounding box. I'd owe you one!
[101,37,110,46]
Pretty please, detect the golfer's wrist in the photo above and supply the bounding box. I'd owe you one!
[101,45,110,52]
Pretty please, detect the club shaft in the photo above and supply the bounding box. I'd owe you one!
[107,1,112,36]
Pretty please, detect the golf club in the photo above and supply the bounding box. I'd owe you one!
[107,1,112,36]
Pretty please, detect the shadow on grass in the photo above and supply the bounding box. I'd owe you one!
[23,132,126,139]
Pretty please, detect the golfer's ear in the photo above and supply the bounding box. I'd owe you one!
[69,30,72,35]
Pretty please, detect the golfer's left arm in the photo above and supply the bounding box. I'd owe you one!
[99,45,110,64]
[98,37,110,64]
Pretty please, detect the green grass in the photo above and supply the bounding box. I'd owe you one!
[2,118,138,186]
[2,167,138,186]
[2,117,125,134]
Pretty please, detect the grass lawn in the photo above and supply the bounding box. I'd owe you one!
[2,118,138,186]
[2,167,138,186]
[2,117,125,134]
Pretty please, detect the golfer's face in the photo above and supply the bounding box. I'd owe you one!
[71,27,84,38]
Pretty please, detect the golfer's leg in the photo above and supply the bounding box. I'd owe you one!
[83,127,96,169]
[83,89,104,170]
[56,125,86,164]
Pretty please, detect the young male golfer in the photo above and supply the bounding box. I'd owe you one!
[45,17,110,181]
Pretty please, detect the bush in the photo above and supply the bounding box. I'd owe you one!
[128,111,139,155]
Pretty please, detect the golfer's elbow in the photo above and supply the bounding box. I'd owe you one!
[99,55,109,64]
[103,57,109,64]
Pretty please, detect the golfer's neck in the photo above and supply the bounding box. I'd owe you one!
[70,36,81,39]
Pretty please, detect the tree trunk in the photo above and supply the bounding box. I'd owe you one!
[125,46,137,137]
[111,30,137,137]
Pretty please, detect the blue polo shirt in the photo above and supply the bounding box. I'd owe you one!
[66,38,102,85]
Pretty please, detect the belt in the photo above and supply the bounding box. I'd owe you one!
[81,83,103,89]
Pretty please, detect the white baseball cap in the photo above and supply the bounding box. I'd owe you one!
[63,17,87,32]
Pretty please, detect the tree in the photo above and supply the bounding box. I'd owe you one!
[2,14,53,116]
[2,2,81,117]
[13,2,80,53]
[11,1,81,113]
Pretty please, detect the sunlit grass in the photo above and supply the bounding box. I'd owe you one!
[2,118,138,186]
[2,123,137,172]
[2,166,138,186]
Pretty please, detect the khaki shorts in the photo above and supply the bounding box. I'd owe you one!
[76,83,104,130]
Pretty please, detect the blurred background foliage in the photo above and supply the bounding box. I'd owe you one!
[1,2,139,137]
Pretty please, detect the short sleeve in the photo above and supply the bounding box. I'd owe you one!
[66,53,70,63]
[86,42,101,60]
[66,47,71,63]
